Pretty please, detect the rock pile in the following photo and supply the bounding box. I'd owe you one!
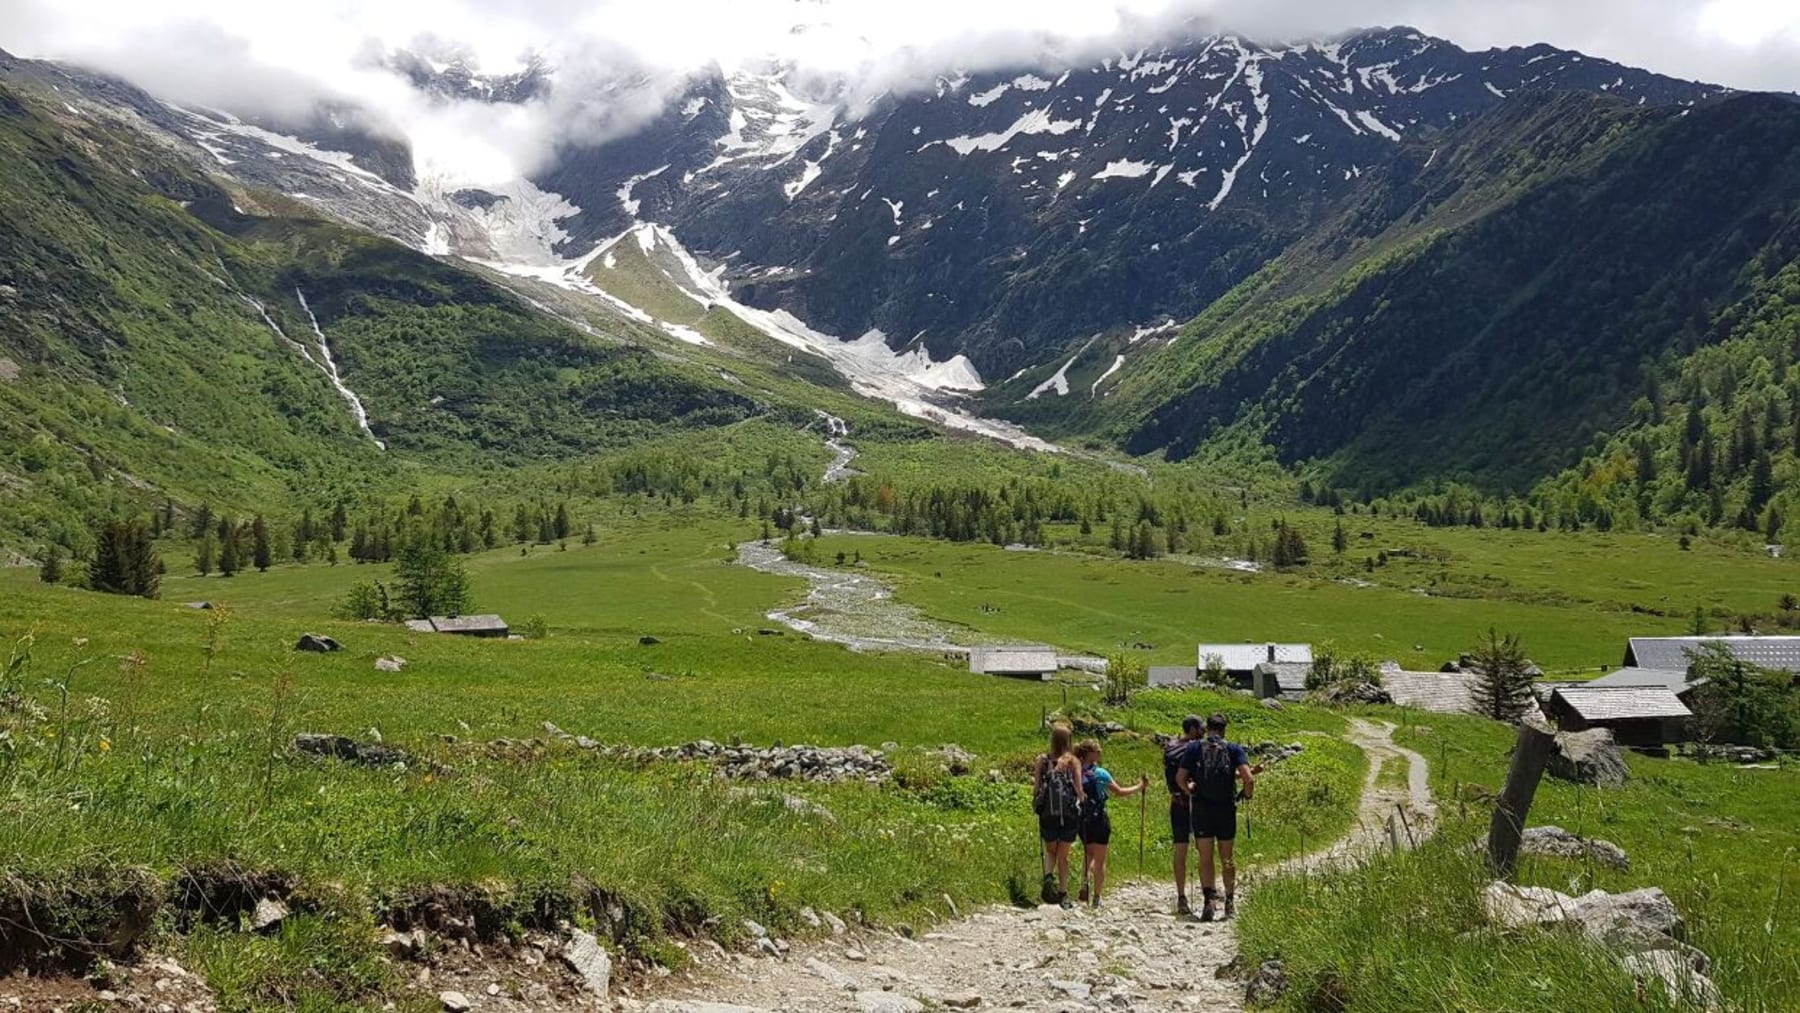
[538,725,890,783]
[1248,741,1306,767]
[294,633,341,653]
[292,733,412,768]
[1308,681,1395,706]
[1548,728,1630,786]
[1485,882,1720,1008]
[1694,744,1778,764]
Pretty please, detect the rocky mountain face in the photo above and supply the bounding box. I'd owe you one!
[542,27,1729,374]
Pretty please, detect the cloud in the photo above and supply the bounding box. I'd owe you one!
[1,0,1795,186]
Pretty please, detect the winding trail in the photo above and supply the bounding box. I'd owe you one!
[637,720,1435,1013]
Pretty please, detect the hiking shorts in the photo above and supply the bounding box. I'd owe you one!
[1191,802,1238,842]
[1080,812,1112,846]
[1169,797,1191,844]
[1039,813,1079,843]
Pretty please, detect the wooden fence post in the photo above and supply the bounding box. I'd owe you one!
[1487,724,1556,879]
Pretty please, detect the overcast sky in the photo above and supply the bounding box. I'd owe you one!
[2,0,1795,183]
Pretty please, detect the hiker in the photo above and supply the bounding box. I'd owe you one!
[1177,711,1254,922]
[1073,739,1146,907]
[1032,722,1086,907]
[1164,714,1204,914]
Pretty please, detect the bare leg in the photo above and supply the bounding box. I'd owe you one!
[1220,840,1237,898]
[1054,842,1072,896]
[1090,844,1109,902]
[1197,838,1218,896]
[1173,841,1190,907]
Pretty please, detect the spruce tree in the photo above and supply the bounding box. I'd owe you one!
[394,531,472,619]
[89,518,160,599]
[554,503,571,540]
[218,528,240,577]
[1468,628,1534,723]
[1332,519,1347,555]
[39,546,63,584]
[195,536,215,576]
[252,515,272,572]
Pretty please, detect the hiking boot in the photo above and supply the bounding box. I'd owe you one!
[1199,899,1216,923]
[1058,895,1074,910]
[1040,874,1058,905]
[1175,896,1191,917]
[1077,884,1089,903]
[1222,895,1236,920]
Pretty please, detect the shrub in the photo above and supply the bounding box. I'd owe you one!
[1306,642,1383,691]
[333,580,392,622]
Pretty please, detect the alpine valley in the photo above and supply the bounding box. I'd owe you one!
[2,20,1799,543]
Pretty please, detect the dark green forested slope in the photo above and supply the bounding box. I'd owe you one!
[1011,92,1800,530]
[0,82,759,553]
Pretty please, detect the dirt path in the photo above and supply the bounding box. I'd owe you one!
[631,719,1435,1013]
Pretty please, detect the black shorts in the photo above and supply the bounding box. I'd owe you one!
[1080,812,1112,846]
[1191,802,1238,842]
[1169,797,1191,844]
[1039,814,1079,843]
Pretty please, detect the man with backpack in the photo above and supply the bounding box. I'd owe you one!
[1177,712,1255,922]
[1163,715,1204,915]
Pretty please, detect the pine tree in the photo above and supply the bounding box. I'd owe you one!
[190,502,213,540]
[554,503,571,540]
[582,523,597,546]
[195,536,215,576]
[330,502,348,542]
[39,546,63,585]
[1332,519,1347,555]
[394,531,472,619]
[1271,522,1309,568]
[89,518,160,599]
[1468,628,1534,723]
[252,515,272,572]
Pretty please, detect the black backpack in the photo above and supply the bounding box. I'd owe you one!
[1163,738,1189,794]
[1034,757,1080,821]
[1193,738,1237,804]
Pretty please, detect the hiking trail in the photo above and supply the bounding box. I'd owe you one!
[632,718,1435,1013]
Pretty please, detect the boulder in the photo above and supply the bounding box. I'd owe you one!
[374,656,407,673]
[439,992,472,1013]
[1566,887,1684,949]
[295,634,341,653]
[1244,959,1289,1005]
[1483,882,1575,931]
[1548,729,1629,786]
[855,992,923,1013]
[381,928,427,959]
[1259,698,1285,711]
[561,928,611,997]
[646,1005,772,1013]
[639,635,662,645]
[1519,826,1630,871]
[936,744,975,775]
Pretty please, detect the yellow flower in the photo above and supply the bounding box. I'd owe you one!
[98,739,111,752]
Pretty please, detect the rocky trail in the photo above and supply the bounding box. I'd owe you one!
[632,719,1435,1013]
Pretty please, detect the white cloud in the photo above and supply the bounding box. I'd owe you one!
[0,0,1795,185]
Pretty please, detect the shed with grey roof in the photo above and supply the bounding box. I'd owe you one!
[410,614,510,638]
[969,645,1058,680]
[1547,685,1692,747]
[1149,665,1198,689]
[1199,643,1313,690]
[1624,636,1800,675]
[1250,662,1311,700]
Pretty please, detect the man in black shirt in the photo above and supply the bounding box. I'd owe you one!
[1177,712,1255,922]
[1162,715,1203,915]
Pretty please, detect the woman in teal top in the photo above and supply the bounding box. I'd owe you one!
[1074,739,1146,907]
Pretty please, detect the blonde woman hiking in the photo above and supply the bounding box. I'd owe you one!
[1032,722,1086,907]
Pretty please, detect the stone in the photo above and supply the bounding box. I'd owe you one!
[1622,949,1723,1010]
[1259,698,1285,711]
[1048,980,1092,1000]
[1043,928,1068,945]
[645,1005,772,1013]
[562,928,612,997]
[640,636,662,645]
[743,919,768,939]
[1244,959,1289,1005]
[485,983,500,996]
[824,911,849,936]
[937,744,975,775]
[799,907,823,929]
[381,929,426,959]
[942,993,982,1009]
[1519,825,1630,871]
[805,957,858,990]
[249,898,287,933]
[184,602,213,610]
[855,991,924,1013]
[844,948,867,962]
[295,634,341,653]
[1548,729,1630,787]
[438,992,472,1013]
[374,656,407,673]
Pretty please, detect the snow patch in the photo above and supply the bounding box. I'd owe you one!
[967,83,1010,107]
[936,109,1082,155]
[1093,159,1154,180]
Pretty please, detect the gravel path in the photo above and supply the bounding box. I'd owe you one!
[630,720,1435,1013]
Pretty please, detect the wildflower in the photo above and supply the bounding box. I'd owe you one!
[98,739,111,753]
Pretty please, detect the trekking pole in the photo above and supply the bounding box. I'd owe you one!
[1138,784,1147,875]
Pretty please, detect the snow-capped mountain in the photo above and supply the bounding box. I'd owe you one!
[0,26,1732,406]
